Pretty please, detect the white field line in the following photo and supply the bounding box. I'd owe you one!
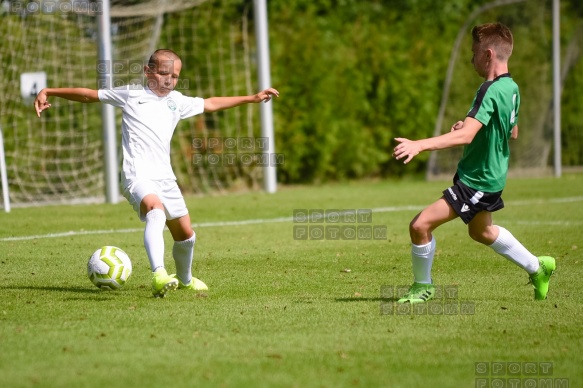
[1,196,582,242]
[514,220,583,226]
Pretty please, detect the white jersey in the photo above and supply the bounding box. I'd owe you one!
[98,86,204,187]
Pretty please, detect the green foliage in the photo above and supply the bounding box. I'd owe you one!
[269,0,464,181]
[559,0,583,166]
[266,0,583,182]
[562,70,583,166]
[2,0,582,198]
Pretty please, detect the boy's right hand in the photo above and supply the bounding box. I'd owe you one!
[34,89,51,117]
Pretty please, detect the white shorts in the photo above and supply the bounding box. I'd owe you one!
[123,179,189,222]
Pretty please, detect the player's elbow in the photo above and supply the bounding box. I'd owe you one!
[458,132,475,145]
[203,100,217,113]
[204,106,217,113]
[81,89,100,103]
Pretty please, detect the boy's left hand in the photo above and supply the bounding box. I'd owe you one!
[450,121,464,132]
[256,88,279,103]
[34,89,51,117]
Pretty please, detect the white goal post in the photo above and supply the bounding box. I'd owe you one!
[97,0,119,204]
[253,0,277,194]
[0,127,10,213]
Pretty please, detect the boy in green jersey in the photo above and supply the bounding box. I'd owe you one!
[393,23,555,303]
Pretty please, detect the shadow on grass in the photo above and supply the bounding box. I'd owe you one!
[1,285,111,294]
[335,297,396,302]
[0,285,167,301]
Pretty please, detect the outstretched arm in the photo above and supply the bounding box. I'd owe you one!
[203,88,279,113]
[393,117,483,164]
[35,88,99,117]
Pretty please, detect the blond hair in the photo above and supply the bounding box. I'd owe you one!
[147,49,181,70]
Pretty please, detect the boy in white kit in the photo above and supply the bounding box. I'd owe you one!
[34,49,279,297]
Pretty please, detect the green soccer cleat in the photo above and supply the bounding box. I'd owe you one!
[172,275,208,291]
[529,256,556,300]
[397,282,435,304]
[151,268,179,298]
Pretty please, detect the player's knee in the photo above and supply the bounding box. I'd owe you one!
[469,224,498,245]
[140,196,163,214]
[468,228,480,242]
[175,227,194,243]
[468,228,488,244]
[144,204,164,214]
[180,232,195,245]
[409,218,428,238]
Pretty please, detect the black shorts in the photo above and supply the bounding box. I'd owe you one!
[442,174,504,224]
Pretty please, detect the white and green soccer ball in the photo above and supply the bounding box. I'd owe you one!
[87,246,132,290]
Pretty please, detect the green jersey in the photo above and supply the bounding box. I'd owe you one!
[457,73,520,192]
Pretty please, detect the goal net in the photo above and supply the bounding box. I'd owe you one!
[0,0,259,208]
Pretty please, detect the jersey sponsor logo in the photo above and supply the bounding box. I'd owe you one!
[461,204,470,213]
[448,188,457,201]
[138,100,148,104]
[167,99,177,111]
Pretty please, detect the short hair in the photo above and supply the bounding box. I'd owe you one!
[147,49,181,69]
[471,23,513,61]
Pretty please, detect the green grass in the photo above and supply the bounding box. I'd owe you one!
[1,175,582,388]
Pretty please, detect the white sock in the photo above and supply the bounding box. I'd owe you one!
[489,226,539,274]
[411,237,436,284]
[144,209,167,272]
[173,232,196,284]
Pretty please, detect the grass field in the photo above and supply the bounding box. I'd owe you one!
[1,175,582,388]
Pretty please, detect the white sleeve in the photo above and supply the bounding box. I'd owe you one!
[98,86,131,108]
[176,93,205,119]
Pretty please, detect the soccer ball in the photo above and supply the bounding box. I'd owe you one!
[87,246,132,290]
